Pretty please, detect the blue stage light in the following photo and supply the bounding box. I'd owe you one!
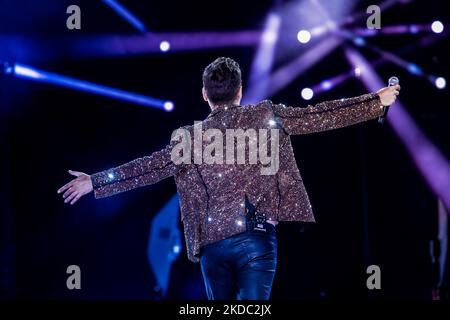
[172,245,181,254]
[353,37,366,46]
[407,63,423,75]
[14,64,44,79]
[102,0,147,33]
[147,195,182,296]
[1,62,14,75]
[13,63,173,111]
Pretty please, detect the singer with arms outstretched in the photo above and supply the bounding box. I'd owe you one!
[58,57,400,300]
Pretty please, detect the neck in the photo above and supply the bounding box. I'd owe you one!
[210,100,240,111]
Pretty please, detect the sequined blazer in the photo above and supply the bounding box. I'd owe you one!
[91,93,384,262]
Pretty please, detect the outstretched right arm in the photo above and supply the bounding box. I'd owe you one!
[272,86,400,135]
[58,170,93,205]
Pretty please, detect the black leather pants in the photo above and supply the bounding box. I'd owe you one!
[199,223,277,300]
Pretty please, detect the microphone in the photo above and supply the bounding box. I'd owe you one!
[378,76,399,124]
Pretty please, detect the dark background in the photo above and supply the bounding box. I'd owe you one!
[1,0,449,300]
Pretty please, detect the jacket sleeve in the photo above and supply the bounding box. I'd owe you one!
[90,131,186,199]
[271,92,384,135]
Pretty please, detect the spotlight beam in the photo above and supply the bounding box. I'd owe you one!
[341,0,406,27]
[102,0,148,33]
[71,31,261,56]
[244,12,281,104]
[12,63,173,111]
[244,36,342,103]
[351,23,446,36]
[308,31,450,96]
[345,47,450,212]
[0,31,261,63]
[306,0,403,39]
[339,30,428,77]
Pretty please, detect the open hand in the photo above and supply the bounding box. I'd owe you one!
[57,170,93,205]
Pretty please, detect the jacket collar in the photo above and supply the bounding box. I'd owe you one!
[208,104,240,118]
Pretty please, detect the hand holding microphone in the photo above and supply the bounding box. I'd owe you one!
[377,76,401,124]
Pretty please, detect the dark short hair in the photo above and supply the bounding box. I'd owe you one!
[202,57,242,105]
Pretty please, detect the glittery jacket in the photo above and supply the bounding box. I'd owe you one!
[91,93,384,262]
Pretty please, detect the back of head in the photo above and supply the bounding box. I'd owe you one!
[202,57,242,105]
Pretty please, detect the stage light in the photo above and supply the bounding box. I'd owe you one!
[245,37,342,101]
[409,25,419,34]
[1,61,14,75]
[431,21,444,34]
[160,41,171,52]
[354,67,362,77]
[14,64,45,79]
[268,119,276,126]
[262,27,278,44]
[407,63,423,75]
[102,0,147,33]
[301,88,314,100]
[13,63,173,111]
[345,46,450,212]
[320,80,332,90]
[163,101,174,112]
[297,30,311,43]
[147,195,182,297]
[435,77,446,89]
[172,245,181,254]
[353,37,366,46]
[243,12,281,104]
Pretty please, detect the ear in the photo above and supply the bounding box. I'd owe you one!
[237,86,243,99]
[202,87,208,102]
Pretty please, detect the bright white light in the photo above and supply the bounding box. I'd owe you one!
[14,64,45,79]
[163,101,174,111]
[301,88,314,100]
[107,173,114,179]
[297,30,311,44]
[263,30,278,44]
[207,217,212,222]
[218,173,222,178]
[159,41,171,52]
[431,21,444,34]
[435,77,446,89]
[268,119,276,126]
[237,220,243,226]
[354,67,361,77]
[173,245,181,254]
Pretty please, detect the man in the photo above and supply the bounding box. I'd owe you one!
[58,57,400,300]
